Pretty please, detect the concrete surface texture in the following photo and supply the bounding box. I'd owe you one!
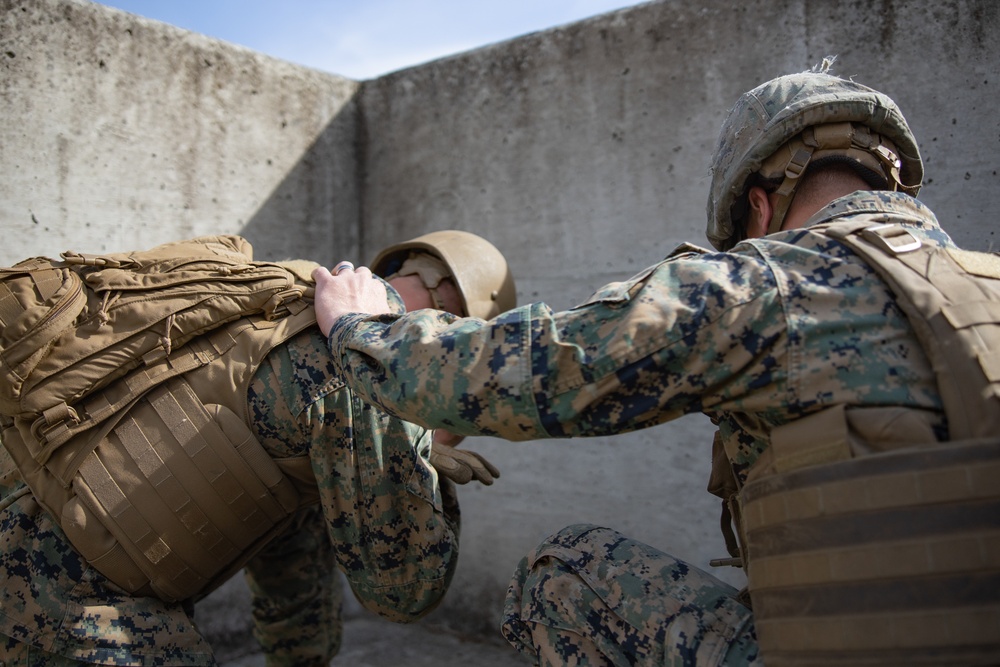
[0,0,362,265]
[194,574,529,666]
[218,609,527,667]
[2,0,999,662]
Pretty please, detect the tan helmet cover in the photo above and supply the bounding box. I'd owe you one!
[371,230,517,320]
[706,68,923,251]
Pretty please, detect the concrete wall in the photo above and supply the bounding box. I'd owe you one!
[0,0,361,265]
[356,0,1000,640]
[2,0,999,657]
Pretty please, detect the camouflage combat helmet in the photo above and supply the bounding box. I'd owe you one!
[371,230,517,319]
[707,66,923,251]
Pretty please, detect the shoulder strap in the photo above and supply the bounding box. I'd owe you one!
[818,221,1000,439]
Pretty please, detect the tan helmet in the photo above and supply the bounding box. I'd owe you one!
[706,66,923,251]
[371,230,517,320]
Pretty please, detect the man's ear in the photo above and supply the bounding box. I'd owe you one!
[746,186,773,239]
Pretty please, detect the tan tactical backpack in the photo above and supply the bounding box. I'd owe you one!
[0,236,318,602]
[737,221,1000,665]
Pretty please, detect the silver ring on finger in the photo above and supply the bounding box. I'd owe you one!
[333,261,355,275]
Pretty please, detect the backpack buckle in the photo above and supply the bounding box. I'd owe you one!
[263,287,308,320]
[61,251,135,269]
[29,402,81,462]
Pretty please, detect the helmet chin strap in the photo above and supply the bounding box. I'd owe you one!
[763,123,916,236]
[875,144,920,196]
[767,145,814,235]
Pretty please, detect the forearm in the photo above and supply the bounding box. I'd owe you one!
[327,308,549,440]
[329,304,701,440]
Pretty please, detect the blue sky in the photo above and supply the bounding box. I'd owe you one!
[91,1,643,79]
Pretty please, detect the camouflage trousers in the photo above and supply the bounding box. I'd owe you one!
[242,505,346,666]
[501,524,762,667]
[2,636,82,667]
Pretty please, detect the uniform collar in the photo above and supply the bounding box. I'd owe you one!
[805,190,942,233]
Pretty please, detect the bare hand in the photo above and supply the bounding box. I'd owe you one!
[312,263,392,336]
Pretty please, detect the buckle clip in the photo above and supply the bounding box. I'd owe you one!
[860,224,922,255]
[29,403,81,463]
[264,287,308,320]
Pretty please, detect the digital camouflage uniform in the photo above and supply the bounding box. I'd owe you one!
[324,191,950,665]
[0,282,461,666]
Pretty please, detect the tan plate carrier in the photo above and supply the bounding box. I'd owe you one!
[734,220,1000,665]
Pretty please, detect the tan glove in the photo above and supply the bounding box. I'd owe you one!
[429,430,500,486]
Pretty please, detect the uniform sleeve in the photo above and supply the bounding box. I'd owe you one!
[327,253,789,441]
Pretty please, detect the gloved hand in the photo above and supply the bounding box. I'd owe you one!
[429,430,500,486]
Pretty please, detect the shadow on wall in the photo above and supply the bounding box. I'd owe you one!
[238,97,361,266]
[196,90,362,662]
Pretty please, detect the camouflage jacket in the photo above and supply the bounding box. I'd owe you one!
[0,289,459,664]
[327,192,949,486]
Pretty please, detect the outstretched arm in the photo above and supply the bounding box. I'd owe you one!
[320,253,783,443]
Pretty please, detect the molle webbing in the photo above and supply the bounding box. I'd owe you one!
[69,306,315,603]
[742,438,1000,665]
[65,379,300,601]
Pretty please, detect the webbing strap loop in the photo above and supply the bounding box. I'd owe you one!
[860,223,922,254]
[263,287,308,320]
[781,147,814,185]
[768,146,816,236]
[60,251,136,269]
[29,402,81,464]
